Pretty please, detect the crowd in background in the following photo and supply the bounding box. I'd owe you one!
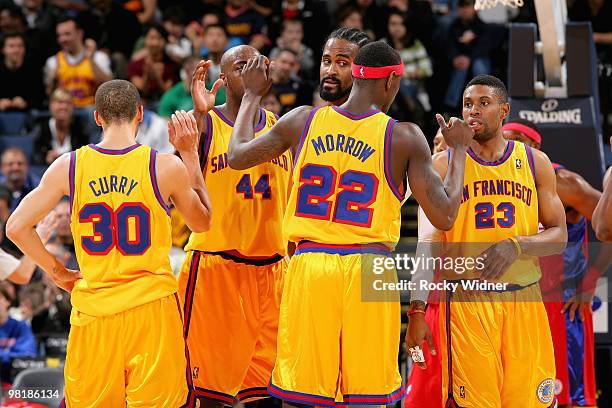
[0,0,611,388]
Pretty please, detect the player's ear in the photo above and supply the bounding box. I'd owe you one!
[500,101,510,121]
[93,110,103,127]
[136,105,144,124]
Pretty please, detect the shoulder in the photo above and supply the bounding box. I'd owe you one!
[391,121,428,150]
[278,105,314,126]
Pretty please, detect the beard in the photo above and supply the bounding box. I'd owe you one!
[473,125,496,142]
[319,80,352,102]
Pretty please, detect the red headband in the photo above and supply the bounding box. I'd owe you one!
[502,122,542,144]
[352,62,404,79]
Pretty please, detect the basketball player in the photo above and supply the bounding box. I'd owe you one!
[503,119,602,407]
[227,41,475,406]
[178,45,291,406]
[427,75,567,408]
[6,80,211,407]
[593,137,612,242]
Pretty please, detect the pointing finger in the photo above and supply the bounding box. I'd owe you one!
[435,113,448,129]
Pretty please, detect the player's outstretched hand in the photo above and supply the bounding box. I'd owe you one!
[169,110,199,154]
[477,239,520,281]
[405,310,436,369]
[241,55,272,96]
[191,60,223,114]
[50,259,82,293]
[435,114,474,149]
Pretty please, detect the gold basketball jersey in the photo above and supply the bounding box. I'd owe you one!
[184,107,291,257]
[69,143,176,317]
[284,106,403,248]
[56,51,96,108]
[443,140,540,285]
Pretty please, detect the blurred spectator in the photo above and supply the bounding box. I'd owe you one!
[136,108,173,153]
[162,6,192,64]
[443,0,492,110]
[0,148,40,213]
[270,48,312,115]
[117,0,157,25]
[82,0,142,79]
[385,9,432,124]
[569,0,612,63]
[0,285,36,383]
[20,0,54,34]
[224,0,269,51]
[270,0,330,56]
[348,0,386,39]
[0,32,44,111]
[32,89,88,166]
[261,89,282,117]
[128,24,179,106]
[0,3,27,36]
[44,16,112,137]
[336,6,365,31]
[24,241,71,336]
[52,199,77,270]
[198,24,228,104]
[271,19,315,79]
[48,0,88,13]
[158,56,199,117]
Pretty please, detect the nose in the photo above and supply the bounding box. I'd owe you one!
[325,62,338,77]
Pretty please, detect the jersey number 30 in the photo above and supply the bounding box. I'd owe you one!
[79,203,151,255]
[295,164,378,228]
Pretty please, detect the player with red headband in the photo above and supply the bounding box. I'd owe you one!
[503,118,602,408]
[226,40,475,407]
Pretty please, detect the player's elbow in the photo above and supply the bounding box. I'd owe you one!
[5,216,26,244]
[595,224,612,242]
[431,213,454,231]
[227,150,248,170]
[189,210,212,233]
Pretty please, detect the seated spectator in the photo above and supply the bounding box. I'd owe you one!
[336,6,366,32]
[224,0,269,51]
[443,0,492,110]
[52,199,77,270]
[0,148,40,213]
[349,0,387,39]
[82,0,142,79]
[21,0,55,35]
[162,6,192,64]
[270,48,312,115]
[569,0,612,62]
[261,89,282,117]
[0,285,37,383]
[0,32,44,111]
[128,24,179,106]
[385,9,432,124]
[269,0,330,55]
[32,89,89,166]
[200,23,228,80]
[44,16,113,137]
[136,108,173,153]
[158,56,200,118]
[270,19,315,79]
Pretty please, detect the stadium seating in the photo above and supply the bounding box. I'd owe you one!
[0,134,35,161]
[0,112,28,135]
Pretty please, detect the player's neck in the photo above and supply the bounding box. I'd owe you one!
[97,125,138,149]
[222,98,261,126]
[470,135,508,162]
[342,91,380,114]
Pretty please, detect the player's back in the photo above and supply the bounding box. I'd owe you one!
[69,143,176,317]
[185,108,291,257]
[284,105,403,248]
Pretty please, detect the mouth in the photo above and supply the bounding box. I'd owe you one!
[468,119,483,130]
[322,79,340,89]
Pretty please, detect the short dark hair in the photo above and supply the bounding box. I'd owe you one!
[56,15,82,30]
[275,48,298,59]
[144,23,168,42]
[0,32,26,49]
[0,4,26,27]
[325,27,370,49]
[466,74,508,103]
[204,23,228,37]
[353,40,402,68]
[95,80,140,124]
[162,6,186,25]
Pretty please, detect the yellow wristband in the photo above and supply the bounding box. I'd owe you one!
[508,236,522,256]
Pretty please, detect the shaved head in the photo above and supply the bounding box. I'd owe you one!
[220,45,259,73]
